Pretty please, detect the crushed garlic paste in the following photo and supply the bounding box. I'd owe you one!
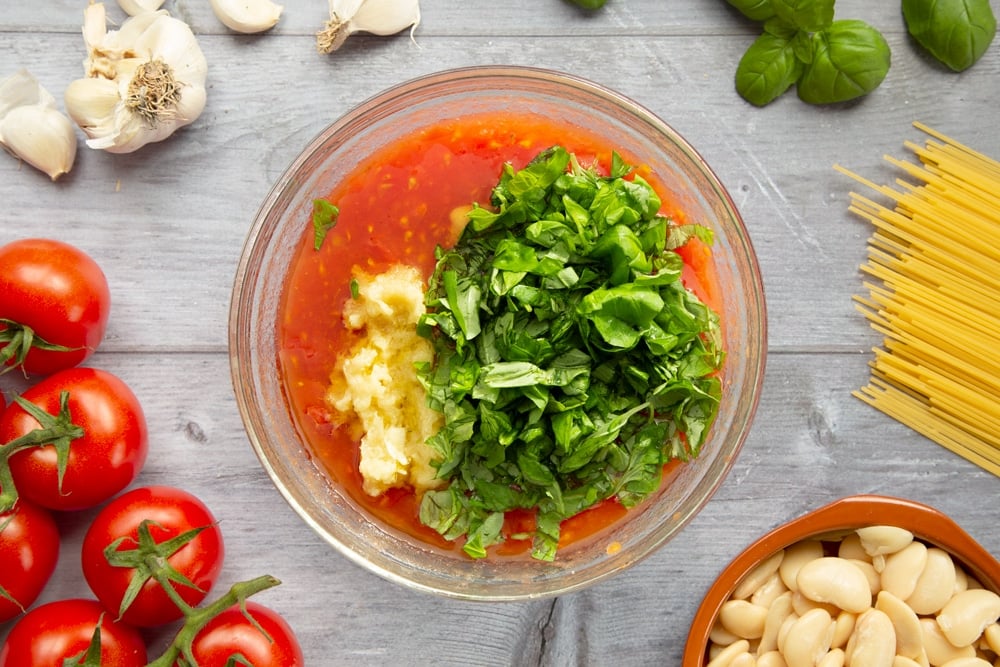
[325,265,443,497]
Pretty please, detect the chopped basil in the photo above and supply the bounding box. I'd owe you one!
[311,199,339,251]
[416,146,723,561]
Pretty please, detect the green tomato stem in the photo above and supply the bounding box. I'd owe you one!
[146,575,282,667]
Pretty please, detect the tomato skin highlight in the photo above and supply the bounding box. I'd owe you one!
[0,499,60,623]
[0,367,148,511]
[0,598,147,667]
[82,485,225,627]
[0,238,111,376]
[184,601,305,667]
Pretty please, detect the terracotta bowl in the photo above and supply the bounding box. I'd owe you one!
[682,494,1000,665]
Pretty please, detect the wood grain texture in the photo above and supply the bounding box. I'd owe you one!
[2,0,999,664]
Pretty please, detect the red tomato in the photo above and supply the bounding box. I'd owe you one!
[82,485,225,627]
[0,238,111,376]
[0,598,147,667]
[0,500,60,623]
[0,367,148,511]
[185,601,304,667]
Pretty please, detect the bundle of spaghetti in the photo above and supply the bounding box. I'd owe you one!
[834,121,1000,477]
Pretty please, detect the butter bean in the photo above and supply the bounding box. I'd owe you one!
[720,599,769,640]
[792,591,841,618]
[759,592,795,655]
[818,648,845,667]
[831,611,857,649]
[707,639,750,667]
[845,608,896,667]
[839,533,873,562]
[752,573,791,609]
[876,590,924,661]
[937,658,992,667]
[983,622,1000,654]
[711,620,741,646]
[920,618,977,666]
[937,589,1000,648]
[796,557,873,614]
[730,653,757,667]
[907,549,958,615]
[776,612,800,658]
[734,550,786,600]
[756,651,788,667]
[848,559,882,596]
[856,525,914,558]
[780,541,825,593]
[780,608,834,667]
[882,542,929,601]
[893,657,925,667]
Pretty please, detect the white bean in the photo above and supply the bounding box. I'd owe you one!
[920,617,977,666]
[831,611,857,650]
[818,648,845,667]
[730,652,757,667]
[839,533,872,562]
[780,608,834,667]
[937,658,992,667]
[937,589,1000,648]
[881,542,928,601]
[892,657,924,667]
[847,559,881,596]
[720,599,769,640]
[876,590,924,661]
[845,608,896,667]
[734,550,786,600]
[857,525,914,558]
[907,549,958,615]
[759,591,795,655]
[707,639,750,667]
[983,622,1000,654]
[752,572,791,609]
[711,620,741,646]
[796,557,873,614]
[780,540,825,593]
[756,651,788,667]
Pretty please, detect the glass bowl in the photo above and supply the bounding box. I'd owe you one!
[682,494,1000,665]
[228,65,767,601]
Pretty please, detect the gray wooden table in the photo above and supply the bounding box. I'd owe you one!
[3,1,999,664]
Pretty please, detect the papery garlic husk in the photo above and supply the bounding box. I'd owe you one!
[210,0,284,34]
[65,2,208,154]
[0,69,78,181]
[317,0,421,54]
[117,0,166,17]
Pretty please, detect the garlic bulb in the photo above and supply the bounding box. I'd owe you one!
[0,69,77,181]
[64,2,208,154]
[210,0,284,34]
[117,0,166,16]
[316,0,421,54]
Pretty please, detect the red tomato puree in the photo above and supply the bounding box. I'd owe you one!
[278,112,720,559]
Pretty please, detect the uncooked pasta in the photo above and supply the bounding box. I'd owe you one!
[835,122,1000,477]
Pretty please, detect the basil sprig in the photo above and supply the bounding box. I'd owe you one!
[902,0,997,72]
[730,0,890,106]
[416,147,723,561]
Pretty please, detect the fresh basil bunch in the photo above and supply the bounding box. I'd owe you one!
[902,0,997,72]
[729,0,891,106]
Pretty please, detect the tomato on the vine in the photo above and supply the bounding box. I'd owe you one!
[0,238,111,376]
[0,367,148,511]
[82,485,225,627]
[0,598,147,667]
[185,601,305,667]
[0,499,60,623]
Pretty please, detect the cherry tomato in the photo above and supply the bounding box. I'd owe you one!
[0,500,60,623]
[0,238,111,376]
[82,485,225,627]
[185,601,304,667]
[0,367,148,511]
[0,599,147,666]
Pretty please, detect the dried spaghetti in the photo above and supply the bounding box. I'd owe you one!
[835,122,1000,477]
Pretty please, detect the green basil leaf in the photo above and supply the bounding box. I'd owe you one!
[735,32,804,106]
[726,0,777,22]
[771,0,834,32]
[902,0,997,71]
[797,20,891,105]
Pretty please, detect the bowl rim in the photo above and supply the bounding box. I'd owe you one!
[230,64,768,600]
[681,493,1000,665]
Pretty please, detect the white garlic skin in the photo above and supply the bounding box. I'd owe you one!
[210,0,284,34]
[0,69,77,180]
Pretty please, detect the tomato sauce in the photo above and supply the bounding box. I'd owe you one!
[278,112,720,559]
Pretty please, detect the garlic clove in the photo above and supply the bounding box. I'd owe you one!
[0,105,78,181]
[317,0,420,53]
[64,77,122,130]
[209,0,284,34]
[117,0,166,16]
